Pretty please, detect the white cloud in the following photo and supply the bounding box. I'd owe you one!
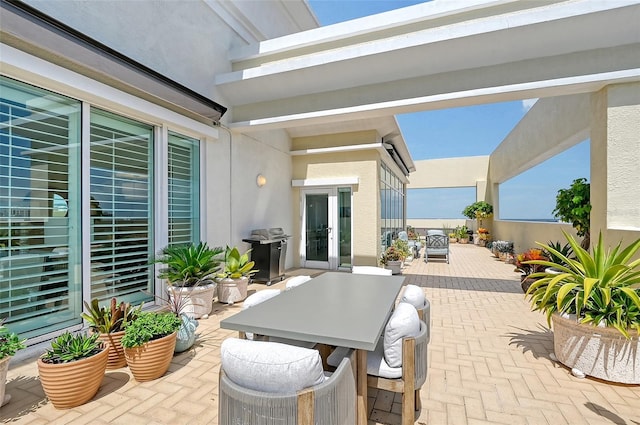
[522,98,538,112]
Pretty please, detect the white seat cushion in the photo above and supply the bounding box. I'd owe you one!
[327,342,402,379]
[221,338,325,394]
[285,275,312,289]
[400,285,426,309]
[352,266,392,276]
[384,302,420,368]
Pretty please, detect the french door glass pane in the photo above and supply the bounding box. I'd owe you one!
[0,77,82,338]
[90,109,153,304]
[305,194,328,261]
[168,132,199,245]
[338,188,351,267]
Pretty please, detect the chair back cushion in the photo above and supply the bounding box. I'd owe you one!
[242,289,281,310]
[285,275,312,289]
[383,302,420,368]
[427,229,445,236]
[221,338,325,394]
[400,284,426,309]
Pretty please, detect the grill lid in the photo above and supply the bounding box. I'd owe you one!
[246,227,289,241]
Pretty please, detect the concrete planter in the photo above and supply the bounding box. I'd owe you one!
[385,260,403,275]
[552,313,640,384]
[217,277,249,304]
[1,356,10,407]
[169,283,216,319]
[124,332,177,382]
[37,346,109,409]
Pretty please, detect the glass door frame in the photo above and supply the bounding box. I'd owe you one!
[301,187,337,269]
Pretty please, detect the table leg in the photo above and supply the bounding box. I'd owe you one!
[357,349,367,425]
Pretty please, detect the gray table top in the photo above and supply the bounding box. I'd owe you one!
[220,272,405,350]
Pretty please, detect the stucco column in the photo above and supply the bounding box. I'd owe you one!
[590,83,640,245]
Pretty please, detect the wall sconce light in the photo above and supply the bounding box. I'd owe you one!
[256,174,267,187]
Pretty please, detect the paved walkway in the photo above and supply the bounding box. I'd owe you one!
[2,244,639,424]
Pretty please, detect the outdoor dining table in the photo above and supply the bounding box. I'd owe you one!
[220,271,406,425]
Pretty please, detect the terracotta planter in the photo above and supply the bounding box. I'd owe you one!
[124,332,177,382]
[552,313,640,384]
[1,356,10,407]
[458,238,468,244]
[97,330,127,369]
[169,282,216,319]
[449,237,457,244]
[37,346,109,409]
[217,277,249,304]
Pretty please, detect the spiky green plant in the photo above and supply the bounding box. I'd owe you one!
[217,246,258,279]
[41,332,103,364]
[81,298,142,333]
[526,231,640,338]
[544,241,575,268]
[154,242,224,287]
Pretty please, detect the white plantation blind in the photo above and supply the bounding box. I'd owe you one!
[168,132,200,245]
[90,109,153,304]
[0,76,82,338]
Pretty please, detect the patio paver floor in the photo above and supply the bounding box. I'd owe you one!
[2,243,639,424]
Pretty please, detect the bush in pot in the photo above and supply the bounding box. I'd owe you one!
[121,312,182,382]
[0,319,26,406]
[525,231,640,383]
[514,248,548,293]
[380,245,403,275]
[81,298,142,369]
[145,289,199,353]
[154,242,224,318]
[38,332,109,409]
[216,246,258,304]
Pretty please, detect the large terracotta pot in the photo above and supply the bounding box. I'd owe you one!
[97,330,127,369]
[1,356,10,407]
[217,277,249,304]
[124,332,177,382]
[37,346,109,409]
[552,313,640,384]
[169,283,216,319]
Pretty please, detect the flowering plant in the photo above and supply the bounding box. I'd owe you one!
[515,248,548,276]
[478,228,489,234]
[379,246,403,265]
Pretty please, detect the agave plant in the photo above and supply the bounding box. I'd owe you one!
[543,240,575,268]
[526,231,640,338]
[155,242,224,287]
[217,246,258,279]
[41,332,103,364]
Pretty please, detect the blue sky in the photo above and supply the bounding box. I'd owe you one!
[308,0,590,220]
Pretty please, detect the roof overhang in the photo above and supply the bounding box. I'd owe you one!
[0,0,227,124]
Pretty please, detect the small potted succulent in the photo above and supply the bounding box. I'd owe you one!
[121,312,182,382]
[216,246,258,304]
[38,332,109,409]
[81,298,142,369]
[0,319,26,406]
[154,242,224,318]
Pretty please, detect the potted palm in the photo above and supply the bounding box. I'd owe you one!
[0,319,26,406]
[216,246,258,304]
[525,231,640,383]
[81,298,142,369]
[121,312,182,382]
[155,242,224,319]
[38,332,109,409]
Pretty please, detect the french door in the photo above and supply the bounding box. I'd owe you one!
[301,187,351,269]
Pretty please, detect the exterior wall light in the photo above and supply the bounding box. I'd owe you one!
[256,174,267,187]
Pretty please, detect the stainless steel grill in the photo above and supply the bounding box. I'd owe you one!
[243,228,290,285]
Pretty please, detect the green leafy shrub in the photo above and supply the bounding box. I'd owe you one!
[41,332,103,364]
[392,238,411,259]
[462,201,493,220]
[553,178,591,249]
[121,312,182,349]
[81,298,142,333]
[0,319,26,359]
[526,231,640,338]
